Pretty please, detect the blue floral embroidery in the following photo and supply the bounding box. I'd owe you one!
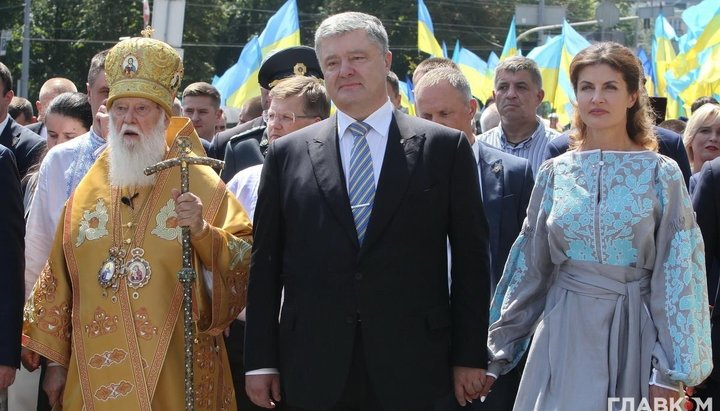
[663,228,712,386]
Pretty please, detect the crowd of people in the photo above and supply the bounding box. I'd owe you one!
[0,10,718,411]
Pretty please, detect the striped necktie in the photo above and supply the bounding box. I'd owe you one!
[348,121,374,245]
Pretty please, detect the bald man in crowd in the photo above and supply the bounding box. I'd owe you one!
[28,77,77,138]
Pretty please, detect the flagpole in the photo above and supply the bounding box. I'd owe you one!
[517,16,638,42]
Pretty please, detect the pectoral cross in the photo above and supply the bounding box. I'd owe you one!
[144,137,224,411]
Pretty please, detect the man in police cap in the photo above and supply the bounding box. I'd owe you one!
[215,46,323,182]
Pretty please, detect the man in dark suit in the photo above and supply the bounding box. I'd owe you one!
[0,144,25,394]
[244,12,492,411]
[414,67,532,411]
[0,63,45,178]
[691,156,720,400]
[220,46,324,182]
[544,126,692,187]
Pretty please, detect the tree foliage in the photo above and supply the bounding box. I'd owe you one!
[0,0,638,102]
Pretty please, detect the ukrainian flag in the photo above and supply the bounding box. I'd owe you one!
[214,0,300,108]
[398,77,416,116]
[418,0,445,57]
[667,0,720,114]
[500,17,519,61]
[258,0,300,56]
[526,34,562,118]
[452,42,492,103]
[554,21,590,127]
[636,47,655,98]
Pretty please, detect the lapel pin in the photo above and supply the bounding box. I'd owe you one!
[492,161,503,175]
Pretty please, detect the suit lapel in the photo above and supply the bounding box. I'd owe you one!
[362,111,424,252]
[307,116,359,246]
[478,143,503,256]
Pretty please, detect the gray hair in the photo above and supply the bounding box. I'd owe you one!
[314,12,389,57]
[415,67,473,102]
[494,56,543,90]
[480,103,500,133]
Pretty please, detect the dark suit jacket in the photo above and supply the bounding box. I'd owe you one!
[0,145,25,368]
[692,157,720,383]
[220,133,265,183]
[245,111,492,410]
[543,126,692,187]
[0,116,45,178]
[208,116,264,160]
[477,142,533,294]
[27,121,44,137]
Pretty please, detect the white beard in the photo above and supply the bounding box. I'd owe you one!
[108,116,168,188]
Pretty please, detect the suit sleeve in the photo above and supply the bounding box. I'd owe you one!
[244,141,284,371]
[0,148,24,367]
[692,160,719,301]
[517,160,534,229]
[449,133,492,367]
[672,136,692,188]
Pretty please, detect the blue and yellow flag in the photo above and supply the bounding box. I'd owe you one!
[452,43,492,103]
[418,0,445,57]
[258,0,300,56]
[213,0,300,108]
[636,47,655,97]
[500,17,519,60]
[526,34,563,116]
[554,21,590,126]
[398,77,416,116]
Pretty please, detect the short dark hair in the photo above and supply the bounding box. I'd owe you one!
[182,82,221,109]
[0,62,13,96]
[88,49,109,86]
[690,96,719,114]
[386,71,400,98]
[46,92,93,131]
[9,96,33,121]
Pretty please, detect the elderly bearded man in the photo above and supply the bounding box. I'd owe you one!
[21,36,253,410]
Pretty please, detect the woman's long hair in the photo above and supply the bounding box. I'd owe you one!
[568,42,657,151]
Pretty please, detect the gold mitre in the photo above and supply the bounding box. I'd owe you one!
[105,34,183,116]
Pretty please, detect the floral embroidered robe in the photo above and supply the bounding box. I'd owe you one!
[23,118,253,411]
[487,150,712,410]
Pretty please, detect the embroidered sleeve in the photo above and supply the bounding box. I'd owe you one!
[649,158,712,387]
[192,188,253,336]
[487,160,556,376]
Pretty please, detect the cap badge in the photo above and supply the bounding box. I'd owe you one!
[293,63,307,76]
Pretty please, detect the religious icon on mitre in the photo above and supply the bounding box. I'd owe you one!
[123,55,139,76]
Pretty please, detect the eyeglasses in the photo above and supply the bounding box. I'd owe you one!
[263,110,317,124]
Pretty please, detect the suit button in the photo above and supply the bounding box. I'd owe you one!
[354,272,363,280]
[345,315,355,324]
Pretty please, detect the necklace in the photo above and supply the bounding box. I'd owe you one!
[98,186,154,300]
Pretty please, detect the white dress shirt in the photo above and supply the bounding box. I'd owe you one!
[337,100,394,189]
[226,164,263,223]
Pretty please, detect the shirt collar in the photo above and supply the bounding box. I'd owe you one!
[337,99,394,139]
[499,116,544,149]
[471,138,480,164]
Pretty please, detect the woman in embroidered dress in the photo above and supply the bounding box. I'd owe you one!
[482,42,712,410]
